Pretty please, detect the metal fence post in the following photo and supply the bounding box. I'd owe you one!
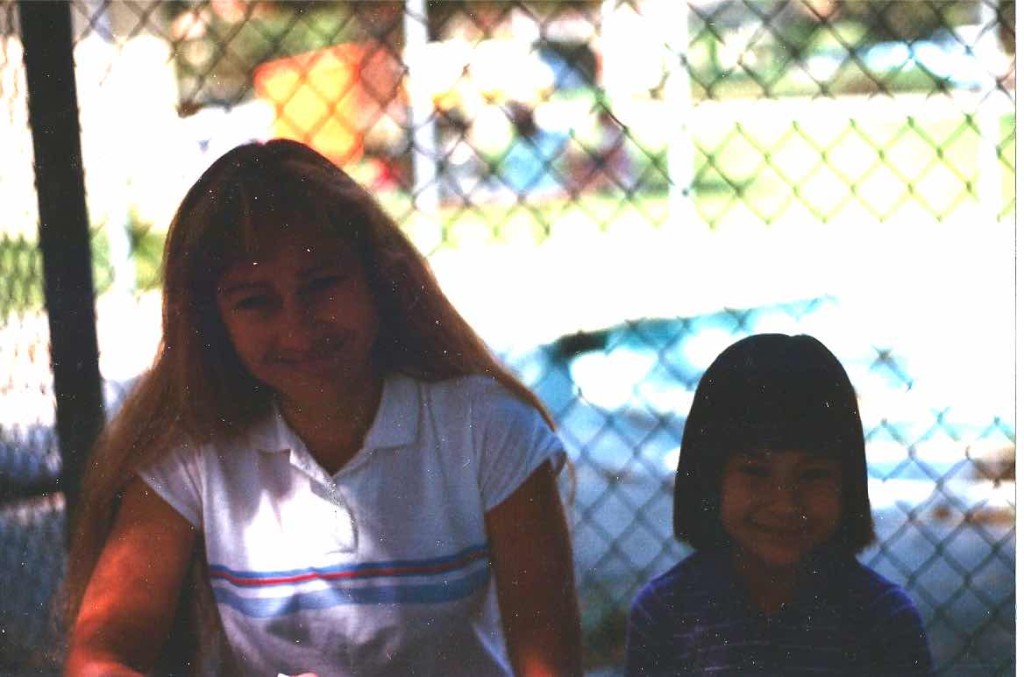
[86,0,138,301]
[658,1,695,230]
[19,0,106,532]
[976,0,1005,223]
[402,0,442,248]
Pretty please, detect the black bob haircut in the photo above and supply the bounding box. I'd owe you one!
[673,333,875,554]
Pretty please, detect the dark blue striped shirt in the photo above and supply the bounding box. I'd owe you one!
[625,549,934,676]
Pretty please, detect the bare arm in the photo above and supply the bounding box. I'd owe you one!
[65,477,196,677]
[486,461,583,677]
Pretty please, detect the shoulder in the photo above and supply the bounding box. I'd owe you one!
[418,374,515,403]
[417,374,542,422]
[839,560,930,644]
[139,434,203,476]
[143,410,277,474]
[631,550,723,619]
[842,560,921,616]
[645,550,718,591]
[841,561,934,672]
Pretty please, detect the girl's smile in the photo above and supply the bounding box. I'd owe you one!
[720,449,842,574]
[270,335,349,370]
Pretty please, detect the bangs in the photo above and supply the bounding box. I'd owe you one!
[692,333,863,460]
[719,365,859,458]
[188,170,351,290]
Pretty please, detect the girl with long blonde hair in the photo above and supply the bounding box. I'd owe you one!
[62,139,581,677]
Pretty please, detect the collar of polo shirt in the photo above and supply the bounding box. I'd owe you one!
[251,372,421,474]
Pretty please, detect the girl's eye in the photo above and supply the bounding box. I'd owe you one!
[738,463,770,478]
[306,275,344,293]
[234,295,271,311]
[802,467,838,482]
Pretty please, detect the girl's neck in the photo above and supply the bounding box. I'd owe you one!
[730,550,800,617]
[278,369,385,475]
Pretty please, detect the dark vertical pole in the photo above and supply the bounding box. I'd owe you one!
[19,0,105,532]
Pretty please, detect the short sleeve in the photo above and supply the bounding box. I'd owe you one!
[137,442,204,528]
[471,378,566,511]
[625,582,678,677]
[861,585,935,675]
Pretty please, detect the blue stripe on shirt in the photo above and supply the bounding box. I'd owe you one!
[213,564,491,618]
[208,543,489,587]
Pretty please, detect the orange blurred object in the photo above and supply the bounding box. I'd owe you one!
[254,43,403,165]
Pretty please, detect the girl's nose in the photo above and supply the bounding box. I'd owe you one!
[279,298,323,347]
[766,479,802,513]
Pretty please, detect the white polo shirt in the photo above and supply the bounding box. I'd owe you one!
[139,373,565,677]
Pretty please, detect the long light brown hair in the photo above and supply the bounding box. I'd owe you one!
[60,139,555,669]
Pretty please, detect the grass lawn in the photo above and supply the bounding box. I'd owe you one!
[687,98,1015,226]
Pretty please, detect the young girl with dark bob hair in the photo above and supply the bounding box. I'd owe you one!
[62,139,582,677]
[625,333,933,675]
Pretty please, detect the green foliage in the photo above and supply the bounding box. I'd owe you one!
[169,2,391,107]
[247,5,366,56]
[835,1,971,42]
[997,0,1015,53]
[90,218,165,297]
[0,236,43,318]
[684,1,994,101]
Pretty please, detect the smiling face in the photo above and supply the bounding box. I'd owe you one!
[215,225,380,410]
[720,449,842,574]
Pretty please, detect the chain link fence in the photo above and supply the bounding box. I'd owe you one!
[0,1,1014,674]
[0,3,69,673]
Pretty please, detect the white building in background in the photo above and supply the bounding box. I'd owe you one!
[600,0,694,224]
[0,34,37,242]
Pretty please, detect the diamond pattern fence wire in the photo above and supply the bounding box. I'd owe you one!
[0,3,69,673]
[0,1,1014,674]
